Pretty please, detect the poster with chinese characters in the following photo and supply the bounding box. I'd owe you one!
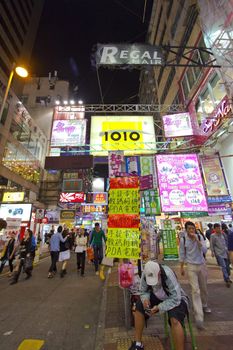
[161,219,178,260]
[105,228,140,259]
[143,189,161,215]
[156,154,208,212]
[108,151,124,178]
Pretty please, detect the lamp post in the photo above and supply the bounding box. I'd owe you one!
[0,63,29,122]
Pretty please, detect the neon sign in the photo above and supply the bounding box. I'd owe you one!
[201,97,232,135]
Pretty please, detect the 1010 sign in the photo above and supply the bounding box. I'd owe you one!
[103,131,140,141]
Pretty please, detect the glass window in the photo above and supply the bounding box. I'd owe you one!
[200,87,214,114]
[186,68,195,89]
[209,74,225,104]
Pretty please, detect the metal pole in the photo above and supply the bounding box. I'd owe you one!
[0,68,14,122]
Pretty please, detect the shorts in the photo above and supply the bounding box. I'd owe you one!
[136,293,187,325]
[59,250,70,262]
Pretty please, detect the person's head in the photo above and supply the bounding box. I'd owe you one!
[62,229,69,237]
[144,261,161,286]
[221,223,228,232]
[229,224,232,228]
[57,225,63,233]
[207,223,213,229]
[79,228,84,236]
[95,223,100,232]
[10,231,16,238]
[0,218,7,231]
[214,223,221,234]
[185,221,196,238]
[25,228,33,239]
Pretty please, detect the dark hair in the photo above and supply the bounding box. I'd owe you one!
[207,223,213,229]
[221,223,228,230]
[214,223,221,229]
[185,221,195,230]
[229,224,232,228]
[26,228,33,238]
[57,225,63,233]
[95,223,100,227]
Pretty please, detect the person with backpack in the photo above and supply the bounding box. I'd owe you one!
[210,223,231,287]
[179,221,210,330]
[128,261,189,350]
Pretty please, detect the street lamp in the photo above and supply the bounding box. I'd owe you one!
[0,64,29,121]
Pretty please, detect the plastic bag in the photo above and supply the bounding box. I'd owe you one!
[87,247,94,261]
[118,263,134,288]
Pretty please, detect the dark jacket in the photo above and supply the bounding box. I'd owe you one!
[19,238,32,259]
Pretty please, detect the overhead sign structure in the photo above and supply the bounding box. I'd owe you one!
[156,154,208,212]
[51,119,87,147]
[59,192,85,203]
[2,192,25,202]
[96,44,164,67]
[163,112,193,138]
[90,116,156,156]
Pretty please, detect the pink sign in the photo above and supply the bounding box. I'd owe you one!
[156,154,208,212]
[51,119,86,147]
[59,192,85,203]
[162,113,193,138]
[200,96,231,137]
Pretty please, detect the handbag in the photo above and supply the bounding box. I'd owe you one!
[87,247,94,261]
[24,256,33,272]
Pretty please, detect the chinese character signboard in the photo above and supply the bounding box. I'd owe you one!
[62,179,83,192]
[156,154,208,212]
[162,113,193,138]
[93,192,108,205]
[125,156,140,175]
[143,189,161,216]
[201,156,228,196]
[51,119,86,147]
[108,151,124,178]
[161,219,179,260]
[59,192,85,203]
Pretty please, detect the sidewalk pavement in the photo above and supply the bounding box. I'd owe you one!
[102,252,233,350]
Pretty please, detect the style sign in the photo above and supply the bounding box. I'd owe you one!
[156,154,208,212]
[59,192,85,203]
[90,116,156,156]
[96,43,163,66]
[51,119,86,147]
[201,156,228,196]
[163,113,193,138]
[2,192,25,202]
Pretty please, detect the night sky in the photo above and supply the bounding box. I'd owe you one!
[31,0,153,104]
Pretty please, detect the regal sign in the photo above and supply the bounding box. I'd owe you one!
[96,44,163,66]
[59,192,85,203]
[201,96,232,137]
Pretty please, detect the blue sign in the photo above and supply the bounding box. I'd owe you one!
[207,196,232,204]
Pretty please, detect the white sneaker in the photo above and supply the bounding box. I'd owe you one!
[203,306,211,314]
[196,320,206,330]
[95,271,99,275]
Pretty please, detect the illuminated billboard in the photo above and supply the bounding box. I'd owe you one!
[90,116,156,156]
[2,192,25,202]
[156,154,208,212]
[162,113,193,138]
[59,192,85,203]
[51,119,86,147]
[0,204,32,221]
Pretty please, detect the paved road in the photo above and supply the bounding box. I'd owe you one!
[0,254,104,350]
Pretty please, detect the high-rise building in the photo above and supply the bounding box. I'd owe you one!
[0,0,44,94]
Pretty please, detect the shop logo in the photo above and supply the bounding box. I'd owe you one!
[202,97,232,134]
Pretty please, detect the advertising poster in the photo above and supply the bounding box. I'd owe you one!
[93,192,108,205]
[59,192,85,203]
[62,179,83,192]
[208,204,232,216]
[143,189,161,216]
[140,156,155,176]
[162,113,193,138]
[105,228,140,259]
[108,188,139,214]
[90,116,155,156]
[0,204,32,221]
[51,119,86,147]
[125,156,140,175]
[108,151,124,178]
[60,210,76,220]
[109,176,139,189]
[201,156,228,196]
[2,192,25,202]
[108,214,140,228]
[161,220,179,260]
[45,210,60,223]
[139,175,153,190]
[156,154,208,212]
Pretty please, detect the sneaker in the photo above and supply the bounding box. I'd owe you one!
[95,271,99,275]
[203,306,212,314]
[195,320,206,330]
[48,273,53,278]
[128,341,144,350]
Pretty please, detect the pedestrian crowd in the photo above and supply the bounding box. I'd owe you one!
[0,222,107,284]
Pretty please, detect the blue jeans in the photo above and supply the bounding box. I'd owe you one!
[216,255,231,282]
[93,245,103,272]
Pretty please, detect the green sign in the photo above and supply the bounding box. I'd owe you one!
[161,219,178,260]
[180,212,209,218]
[143,189,161,216]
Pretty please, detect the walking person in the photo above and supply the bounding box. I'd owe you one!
[0,231,17,276]
[48,225,67,278]
[10,229,33,284]
[210,223,231,287]
[59,229,71,278]
[75,228,87,277]
[179,221,211,330]
[205,223,213,241]
[128,261,189,350]
[90,223,106,275]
